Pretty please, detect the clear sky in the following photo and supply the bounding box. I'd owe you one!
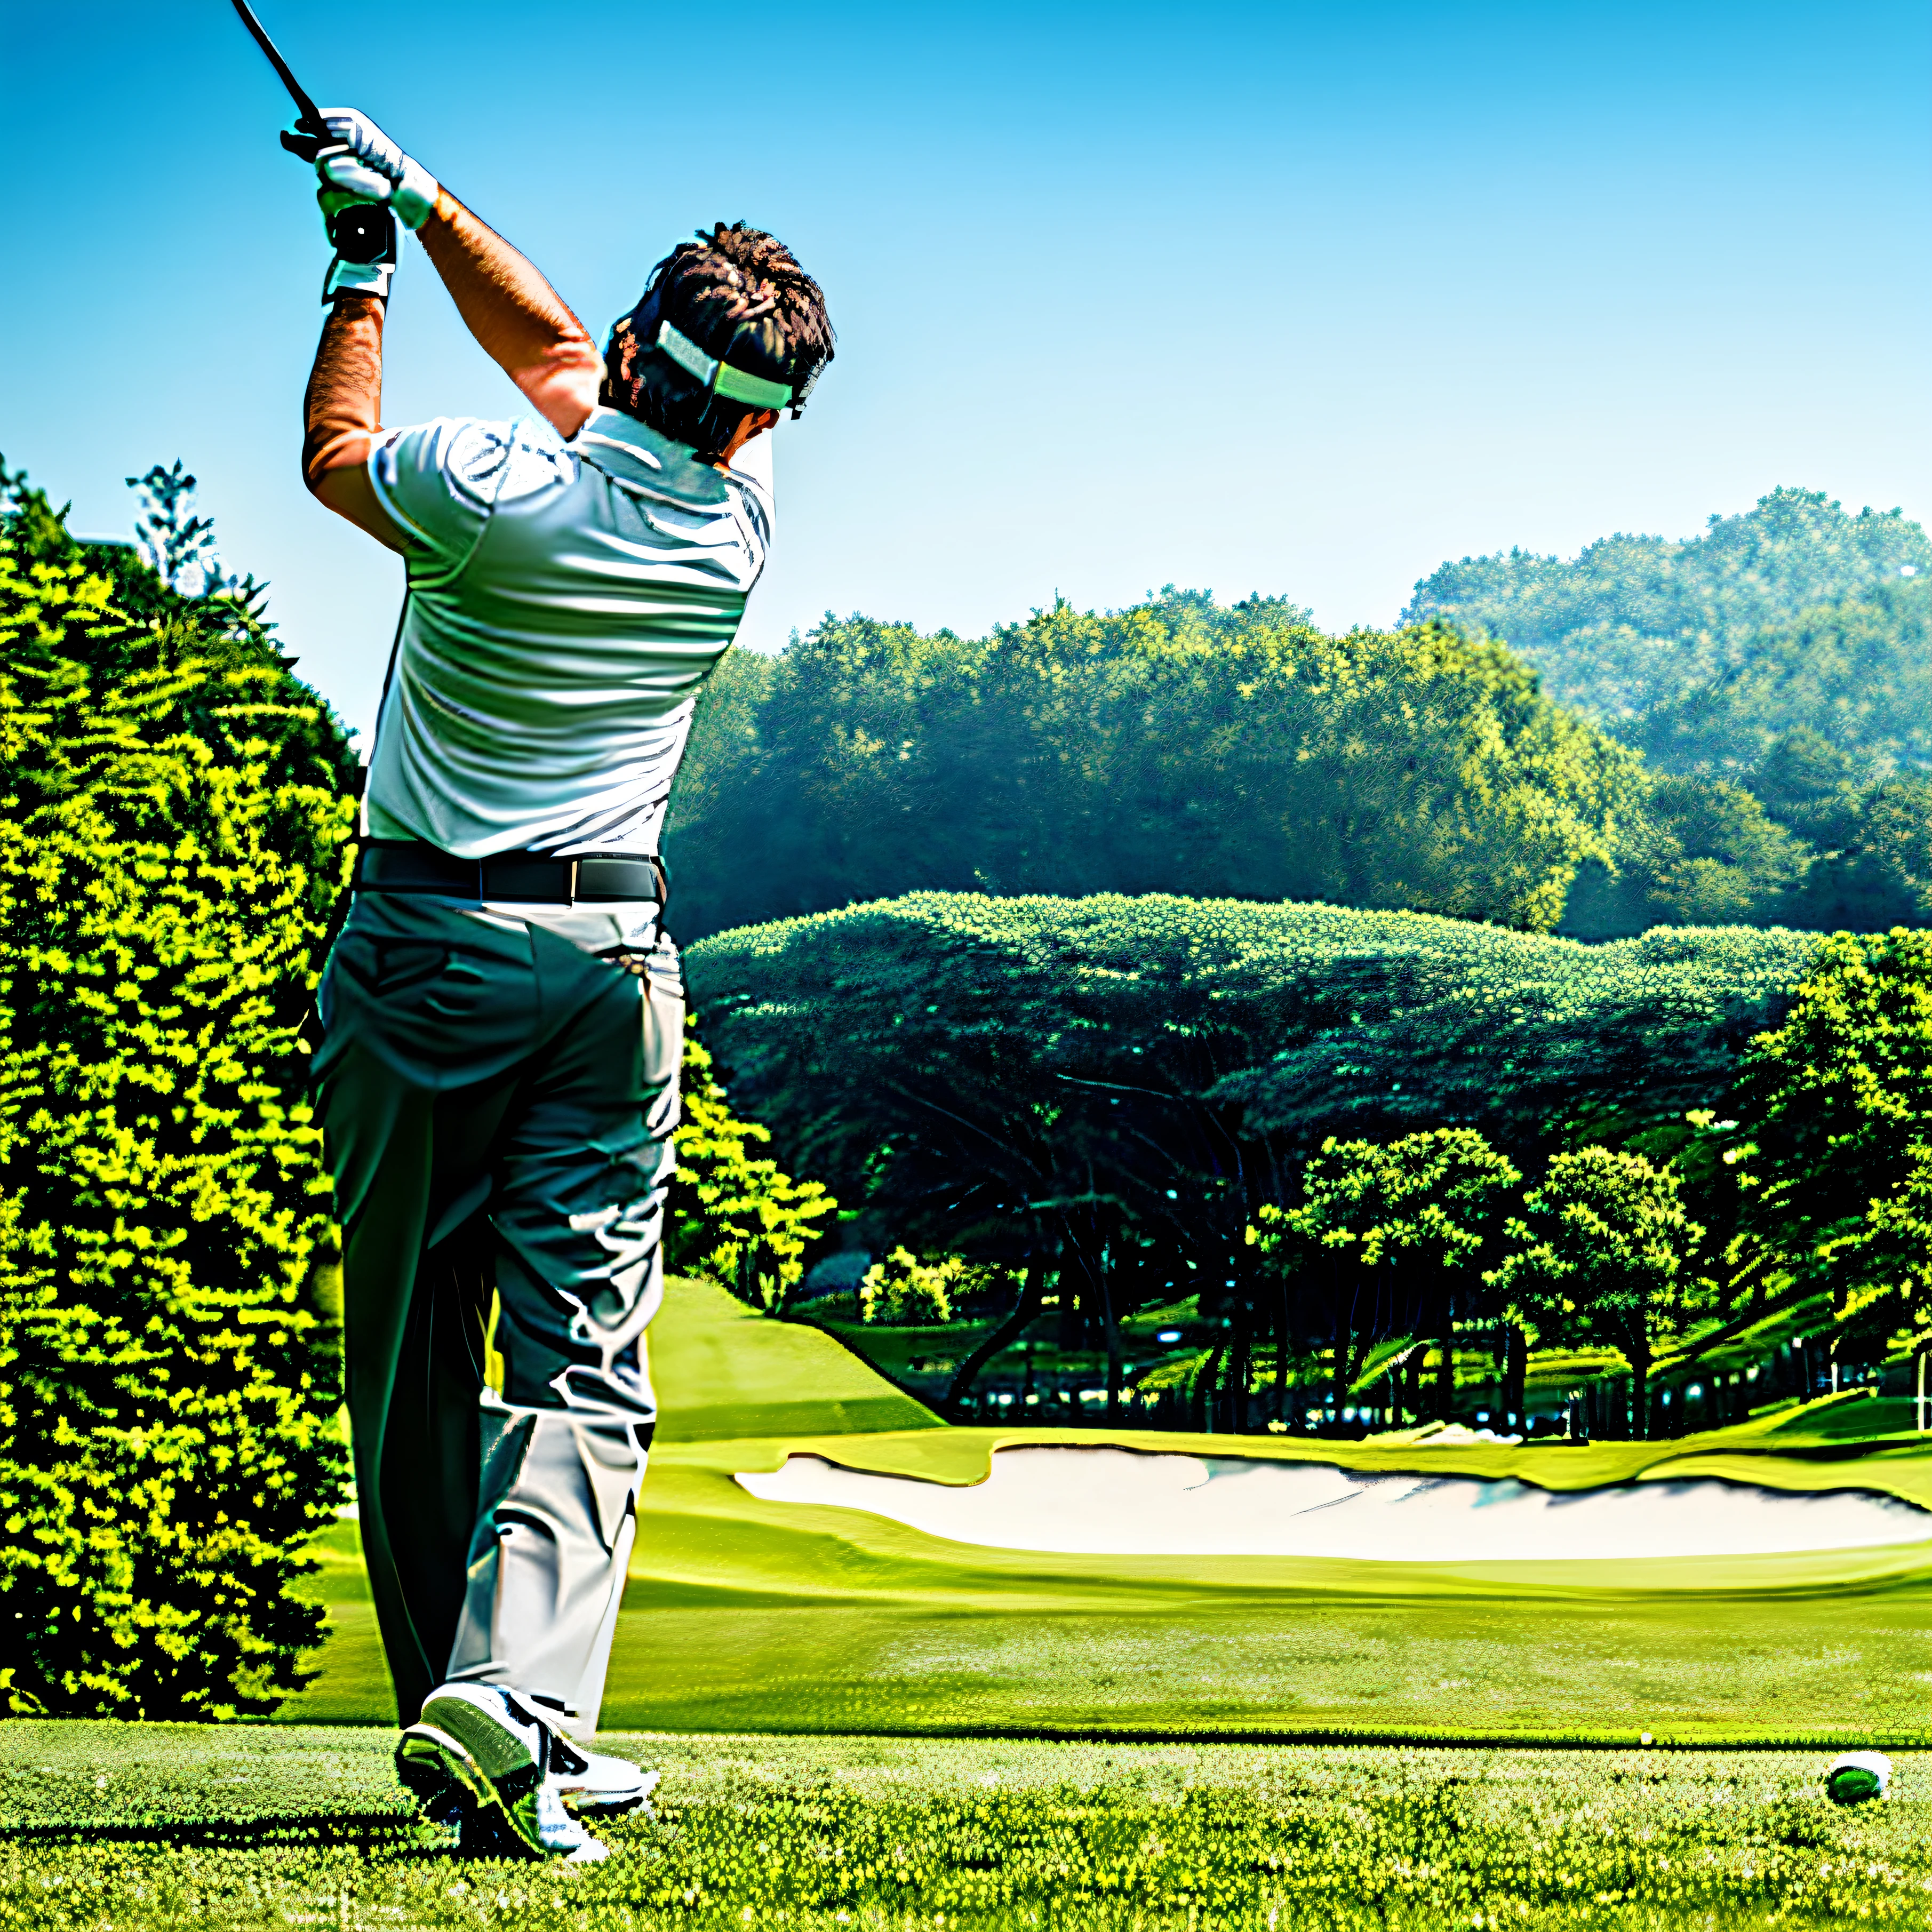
[3,0,1928,746]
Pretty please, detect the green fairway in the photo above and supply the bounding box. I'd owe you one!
[283,1276,1932,1744]
[3,1723,1929,1930]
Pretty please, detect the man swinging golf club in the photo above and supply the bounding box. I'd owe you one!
[298,110,832,1861]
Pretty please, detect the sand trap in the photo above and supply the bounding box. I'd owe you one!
[735,1446,1932,1563]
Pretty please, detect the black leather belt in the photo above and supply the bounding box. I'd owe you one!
[354,841,666,905]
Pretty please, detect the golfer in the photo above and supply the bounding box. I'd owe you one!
[299,110,832,1862]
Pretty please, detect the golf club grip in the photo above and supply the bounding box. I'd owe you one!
[230,0,328,133]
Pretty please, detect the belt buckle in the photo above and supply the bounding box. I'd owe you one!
[482,853,573,903]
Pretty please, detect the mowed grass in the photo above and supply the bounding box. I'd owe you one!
[4,1723,1930,1930]
[284,1277,1932,1744]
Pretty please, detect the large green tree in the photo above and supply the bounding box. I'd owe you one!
[1255,1129,1519,1423]
[1491,1148,1705,1438]
[1726,929,1932,1352]
[0,487,355,1717]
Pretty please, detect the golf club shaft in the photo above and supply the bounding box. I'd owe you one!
[230,0,326,133]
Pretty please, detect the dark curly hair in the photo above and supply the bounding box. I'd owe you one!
[600,223,834,463]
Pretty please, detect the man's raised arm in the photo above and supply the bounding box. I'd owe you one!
[315,109,604,441]
[413,193,605,441]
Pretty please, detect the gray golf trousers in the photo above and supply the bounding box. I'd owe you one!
[314,888,681,1739]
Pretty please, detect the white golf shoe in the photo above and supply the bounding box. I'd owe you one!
[549,1733,661,1817]
[396,1682,609,1862]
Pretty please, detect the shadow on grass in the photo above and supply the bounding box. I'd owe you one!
[0,1813,448,1854]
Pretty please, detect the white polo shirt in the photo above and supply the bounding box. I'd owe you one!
[363,405,772,862]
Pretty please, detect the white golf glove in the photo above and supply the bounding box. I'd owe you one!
[314,107,440,231]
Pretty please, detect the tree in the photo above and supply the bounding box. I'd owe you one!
[1727,929,1932,1352]
[0,514,354,1717]
[666,591,1643,940]
[666,1021,839,1315]
[1491,1148,1704,1438]
[1256,1129,1520,1423]
[1560,772,1813,939]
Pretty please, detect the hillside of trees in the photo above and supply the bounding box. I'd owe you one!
[1402,487,1930,726]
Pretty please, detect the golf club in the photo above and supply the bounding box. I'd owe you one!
[229,0,392,263]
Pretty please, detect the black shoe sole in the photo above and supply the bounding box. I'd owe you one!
[397,1725,544,1858]
[396,1730,473,1829]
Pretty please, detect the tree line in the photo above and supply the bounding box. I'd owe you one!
[666,531,1932,952]
[667,592,1641,941]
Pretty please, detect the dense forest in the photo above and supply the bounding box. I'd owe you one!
[666,492,1932,946]
[1403,486,1930,729]
[666,595,1640,939]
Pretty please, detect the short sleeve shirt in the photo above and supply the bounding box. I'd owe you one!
[362,406,772,859]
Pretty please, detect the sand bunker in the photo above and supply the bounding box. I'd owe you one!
[735,1446,1932,1563]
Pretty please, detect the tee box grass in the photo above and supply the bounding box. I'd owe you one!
[284,1275,1932,1746]
[8,1726,1931,1931]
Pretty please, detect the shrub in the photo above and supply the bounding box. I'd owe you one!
[858,1248,963,1326]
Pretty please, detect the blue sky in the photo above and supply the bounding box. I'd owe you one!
[3,0,1928,745]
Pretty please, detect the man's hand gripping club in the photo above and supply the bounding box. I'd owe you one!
[301,108,604,546]
[312,107,438,304]
[317,107,440,229]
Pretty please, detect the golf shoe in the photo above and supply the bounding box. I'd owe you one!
[396,1682,609,1862]
[549,1733,660,1816]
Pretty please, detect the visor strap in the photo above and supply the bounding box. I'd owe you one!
[654,318,793,411]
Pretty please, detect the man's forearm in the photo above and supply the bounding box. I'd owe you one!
[416,190,604,436]
[305,296,384,486]
[304,296,403,546]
